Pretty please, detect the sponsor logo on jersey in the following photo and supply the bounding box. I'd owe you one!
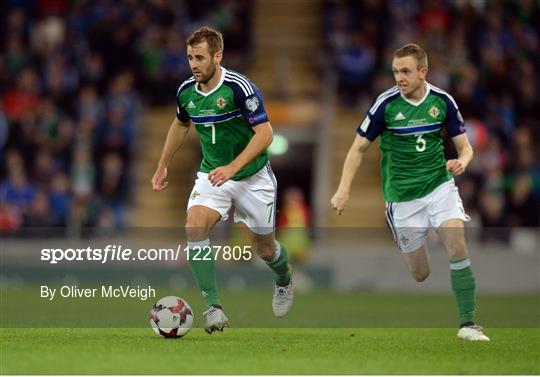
[428,105,440,118]
[408,118,429,125]
[216,96,227,110]
[188,101,196,109]
[245,96,259,113]
[394,112,406,121]
[248,113,267,124]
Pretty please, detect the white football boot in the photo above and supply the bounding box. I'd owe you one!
[457,324,490,341]
[272,280,294,317]
[203,307,229,334]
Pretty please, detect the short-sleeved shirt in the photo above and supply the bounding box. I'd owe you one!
[357,83,466,202]
[176,67,269,181]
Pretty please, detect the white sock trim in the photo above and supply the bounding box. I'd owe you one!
[450,258,471,270]
[188,239,210,249]
[267,241,281,264]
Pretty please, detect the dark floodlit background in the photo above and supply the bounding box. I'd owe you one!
[1,0,539,328]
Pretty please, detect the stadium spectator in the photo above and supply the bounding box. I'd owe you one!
[3,67,41,122]
[0,162,35,215]
[336,32,376,106]
[48,172,70,227]
[25,189,56,227]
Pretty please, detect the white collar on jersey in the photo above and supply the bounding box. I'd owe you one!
[400,81,431,107]
[194,66,227,97]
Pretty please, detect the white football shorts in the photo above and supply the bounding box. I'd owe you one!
[385,180,471,253]
[187,162,277,235]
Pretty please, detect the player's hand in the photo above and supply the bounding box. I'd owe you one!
[209,165,236,187]
[331,190,349,215]
[151,167,168,191]
[446,159,465,176]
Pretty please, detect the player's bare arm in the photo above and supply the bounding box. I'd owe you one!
[209,122,273,187]
[151,117,191,191]
[446,133,474,176]
[331,134,372,215]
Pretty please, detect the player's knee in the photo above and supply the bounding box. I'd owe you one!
[412,268,430,282]
[253,240,276,261]
[185,219,209,240]
[447,241,467,260]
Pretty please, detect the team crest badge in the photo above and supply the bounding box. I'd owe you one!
[428,105,440,118]
[216,96,227,110]
[190,190,200,200]
[399,234,410,247]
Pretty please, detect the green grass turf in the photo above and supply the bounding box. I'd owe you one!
[1,328,539,374]
[2,288,539,328]
[2,289,539,374]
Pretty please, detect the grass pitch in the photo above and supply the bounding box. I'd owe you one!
[2,289,538,328]
[1,328,539,374]
[1,290,539,374]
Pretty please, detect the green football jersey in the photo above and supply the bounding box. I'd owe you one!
[176,67,269,181]
[357,83,466,202]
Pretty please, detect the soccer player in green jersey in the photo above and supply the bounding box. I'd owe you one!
[151,27,293,333]
[331,43,489,341]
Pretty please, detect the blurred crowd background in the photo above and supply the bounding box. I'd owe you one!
[0,0,251,234]
[323,0,540,239]
[1,0,539,242]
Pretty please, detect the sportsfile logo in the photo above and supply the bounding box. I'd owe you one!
[40,244,183,264]
[39,244,254,264]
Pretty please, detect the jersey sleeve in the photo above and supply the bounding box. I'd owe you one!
[442,95,466,137]
[175,81,192,122]
[356,102,386,141]
[232,81,269,127]
[176,103,190,122]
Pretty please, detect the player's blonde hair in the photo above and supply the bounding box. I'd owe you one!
[394,44,428,70]
[186,26,224,56]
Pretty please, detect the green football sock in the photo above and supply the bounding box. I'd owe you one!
[187,239,220,307]
[450,257,476,326]
[266,242,292,286]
